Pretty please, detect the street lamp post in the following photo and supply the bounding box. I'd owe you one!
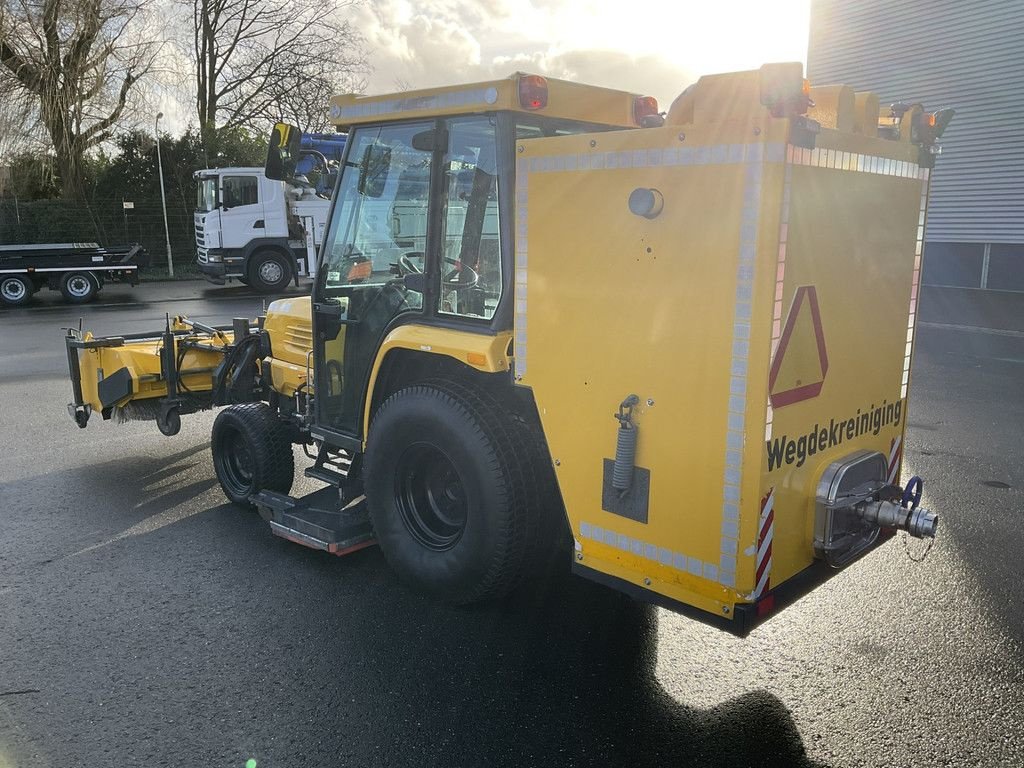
[155,112,174,277]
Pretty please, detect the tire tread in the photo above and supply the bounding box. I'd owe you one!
[367,379,559,604]
[212,402,294,505]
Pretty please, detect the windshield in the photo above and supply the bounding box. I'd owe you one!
[319,123,433,296]
[196,177,217,212]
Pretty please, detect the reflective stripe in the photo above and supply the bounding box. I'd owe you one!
[752,488,775,599]
[788,144,927,180]
[887,435,903,485]
[902,176,930,399]
[578,521,719,581]
[0,266,137,274]
[524,142,786,175]
[764,156,795,442]
[331,88,494,120]
[718,146,766,589]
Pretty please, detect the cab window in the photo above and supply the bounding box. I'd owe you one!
[319,122,431,311]
[438,117,501,320]
[221,176,259,207]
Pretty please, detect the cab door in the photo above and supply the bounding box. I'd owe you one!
[311,122,434,443]
[219,174,264,249]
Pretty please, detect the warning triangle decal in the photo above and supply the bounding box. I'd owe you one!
[769,285,828,408]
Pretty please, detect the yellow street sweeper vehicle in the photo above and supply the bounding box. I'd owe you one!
[65,64,951,634]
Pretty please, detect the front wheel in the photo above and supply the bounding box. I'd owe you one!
[211,403,295,506]
[364,381,551,604]
[248,250,292,293]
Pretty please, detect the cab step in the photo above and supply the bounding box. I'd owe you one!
[252,486,375,556]
[304,444,357,487]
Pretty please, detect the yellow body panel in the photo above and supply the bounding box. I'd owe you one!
[263,297,313,367]
[263,297,314,397]
[514,71,928,622]
[330,74,643,131]
[362,326,513,437]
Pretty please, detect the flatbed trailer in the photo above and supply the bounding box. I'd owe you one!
[0,242,149,306]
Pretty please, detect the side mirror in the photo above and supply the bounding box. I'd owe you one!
[358,142,392,198]
[266,122,302,182]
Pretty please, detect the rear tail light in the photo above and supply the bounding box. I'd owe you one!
[633,95,659,125]
[756,593,776,617]
[518,75,548,110]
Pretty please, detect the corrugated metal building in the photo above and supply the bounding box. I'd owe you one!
[808,0,1024,292]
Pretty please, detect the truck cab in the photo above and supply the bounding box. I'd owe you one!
[194,167,328,292]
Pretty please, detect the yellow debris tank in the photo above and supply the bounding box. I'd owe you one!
[514,65,938,632]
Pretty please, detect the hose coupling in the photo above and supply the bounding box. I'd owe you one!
[854,499,938,539]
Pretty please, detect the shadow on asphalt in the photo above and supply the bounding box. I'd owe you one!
[340,559,831,768]
[3,446,828,767]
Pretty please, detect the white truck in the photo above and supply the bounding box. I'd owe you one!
[194,167,329,292]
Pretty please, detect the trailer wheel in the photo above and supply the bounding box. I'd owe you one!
[211,403,294,506]
[60,272,99,303]
[248,250,291,293]
[364,381,546,604]
[0,275,32,307]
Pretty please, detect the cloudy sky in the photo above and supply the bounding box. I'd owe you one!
[350,0,811,107]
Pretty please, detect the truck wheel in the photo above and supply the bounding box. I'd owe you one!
[0,275,32,307]
[211,403,294,506]
[60,272,99,303]
[364,381,546,604]
[248,250,291,293]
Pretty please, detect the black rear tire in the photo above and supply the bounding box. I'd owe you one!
[364,380,554,604]
[248,250,292,293]
[211,403,295,506]
[60,272,99,304]
[0,275,32,307]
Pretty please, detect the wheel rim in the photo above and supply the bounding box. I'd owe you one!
[395,443,468,551]
[2,279,26,302]
[66,275,92,298]
[219,428,256,496]
[258,260,284,285]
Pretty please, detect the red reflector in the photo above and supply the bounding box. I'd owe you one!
[633,95,659,125]
[756,593,776,617]
[518,74,548,110]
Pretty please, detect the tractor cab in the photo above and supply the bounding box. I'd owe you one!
[266,74,655,449]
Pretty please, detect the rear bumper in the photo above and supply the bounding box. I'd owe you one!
[574,528,895,637]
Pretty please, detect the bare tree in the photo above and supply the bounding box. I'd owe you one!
[0,0,156,199]
[188,0,367,143]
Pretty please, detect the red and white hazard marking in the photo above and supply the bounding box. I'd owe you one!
[887,436,903,485]
[754,488,775,599]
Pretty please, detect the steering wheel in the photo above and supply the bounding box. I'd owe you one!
[396,251,479,289]
[397,251,425,276]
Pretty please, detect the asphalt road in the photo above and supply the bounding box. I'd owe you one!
[1,282,1022,767]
